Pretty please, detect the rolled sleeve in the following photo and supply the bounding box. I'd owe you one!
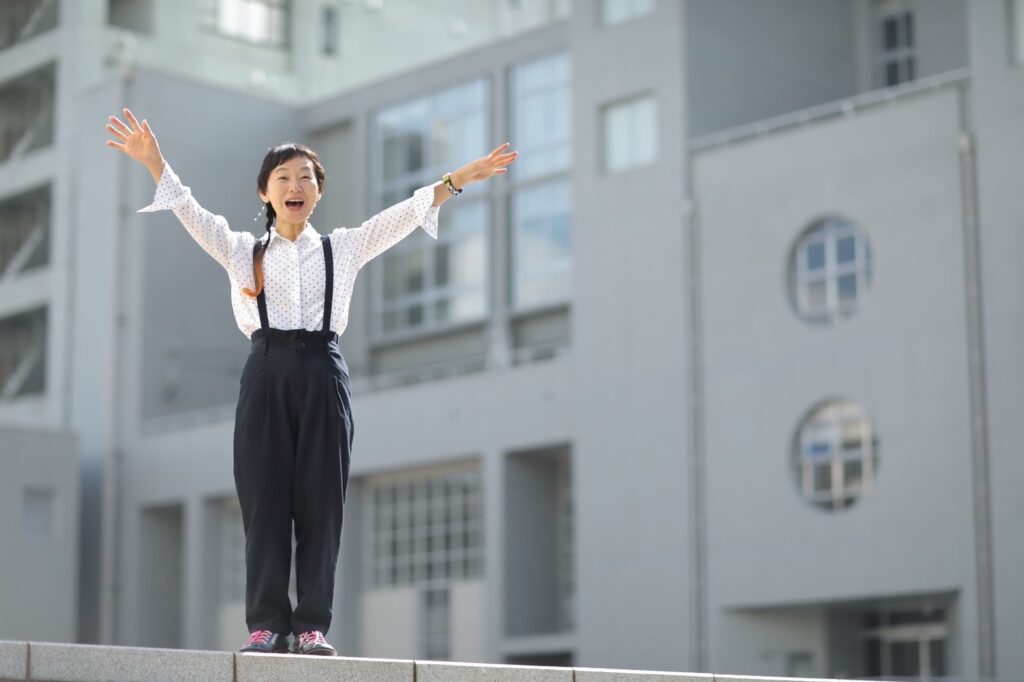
[137,162,191,213]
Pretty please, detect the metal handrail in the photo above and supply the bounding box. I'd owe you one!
[689,68,971,152]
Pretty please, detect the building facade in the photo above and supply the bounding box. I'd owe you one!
[1,0,1022,678]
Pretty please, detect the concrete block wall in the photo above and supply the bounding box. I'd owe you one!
[0,641,850,682]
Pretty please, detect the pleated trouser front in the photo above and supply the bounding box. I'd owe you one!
[232,328,354,637]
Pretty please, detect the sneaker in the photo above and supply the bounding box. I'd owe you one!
[295,630,336,656]
[240,629,290,654]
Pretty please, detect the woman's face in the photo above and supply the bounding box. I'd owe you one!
[259,155,322,226]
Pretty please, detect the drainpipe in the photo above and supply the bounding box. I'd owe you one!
[956,85,996,678]
[99,31,137,646]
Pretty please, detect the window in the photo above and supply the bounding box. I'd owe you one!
[864,606,947,678]
[602,94,657,172]
[421,587,450,660]
[322,5,337,56]
[1014,0,1024,65]
[108,0,154,34]
[510,53,571,182]
[199,0,289,48]
[379,201,488,335]
[365,464,484,589]
[372,80,490,338]
[22,488,55,541]
[601,0,655,26]
[510,53,572,310]
[788,217,872,324]
[874,0,915,87]
[794,400,878,511]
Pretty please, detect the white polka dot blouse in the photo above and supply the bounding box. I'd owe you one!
[138,162,441,339]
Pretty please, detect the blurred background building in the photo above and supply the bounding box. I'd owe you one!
[0,0,1022,679]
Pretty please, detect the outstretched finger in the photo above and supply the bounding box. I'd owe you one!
[492,156,517,169]
[123,107,142,132]
[106,123,127,141]
[106,140,126,151]
[489,142,511,158]
[141,118,155,137]
[108,115,131,135]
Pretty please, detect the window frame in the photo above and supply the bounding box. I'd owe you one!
[322,4,338,56]
[21,487,56,542]
[363,463,485,592]
[372,198,492,340]
[789,216,872,324]
[368,78,493,343]
[601,92,658,173]
[873,0,916,87]
[600,0,656,27]
[794,400,879,512]
[508,51,573,313]
[199,0,291,50]
[1012,0,1024,66]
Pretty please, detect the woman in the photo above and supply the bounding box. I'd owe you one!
[105,107,517,656]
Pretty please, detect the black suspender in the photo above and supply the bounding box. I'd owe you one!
[253,239,270,332]
[252,235,334,335]
[321,235,333,333]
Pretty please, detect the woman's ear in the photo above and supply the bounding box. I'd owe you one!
[259,192,268,204]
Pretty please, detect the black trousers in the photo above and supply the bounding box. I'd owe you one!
[233,328,354,636]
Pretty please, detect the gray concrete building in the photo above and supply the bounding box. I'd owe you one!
[1,0,1021,679]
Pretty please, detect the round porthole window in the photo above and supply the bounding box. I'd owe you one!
[793,400,879,511]
[788,217,873,324]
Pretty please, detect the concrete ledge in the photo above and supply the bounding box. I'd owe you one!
[714,676,837,682]
[236,652,413,682]
[577,668,713,682]
[0,641,863,682]
[417,660,573,682]
[27,643,233,682]
[0,641,27,682]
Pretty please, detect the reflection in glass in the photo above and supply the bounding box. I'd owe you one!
[512,180,572,309]
[511,53,572,181]
[373,80,489,336]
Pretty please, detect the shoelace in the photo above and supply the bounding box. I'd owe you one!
[245,630,273,647]
[298,631,327,648]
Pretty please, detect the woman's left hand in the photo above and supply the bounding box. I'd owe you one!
[454,143,518,187]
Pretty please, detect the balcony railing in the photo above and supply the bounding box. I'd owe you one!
[0,0,57,51]
[0,64,56,163]
[0,306,46,399]
[0,185,50,278]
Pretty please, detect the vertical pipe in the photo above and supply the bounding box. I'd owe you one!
[957,87,996,678]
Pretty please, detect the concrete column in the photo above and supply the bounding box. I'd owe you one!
[482,447,504,662]
[182,496,216,650]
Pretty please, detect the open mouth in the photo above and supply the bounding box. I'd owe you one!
[284,199,305,211]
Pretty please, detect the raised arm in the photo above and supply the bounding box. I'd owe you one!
[342,142,519,270]
[105,108,252,272]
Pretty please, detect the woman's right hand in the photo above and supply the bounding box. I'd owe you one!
[105,107,165,184]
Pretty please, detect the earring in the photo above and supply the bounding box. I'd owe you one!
[253,204,265,222]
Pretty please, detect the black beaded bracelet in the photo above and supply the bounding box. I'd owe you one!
[442,172,463,196]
